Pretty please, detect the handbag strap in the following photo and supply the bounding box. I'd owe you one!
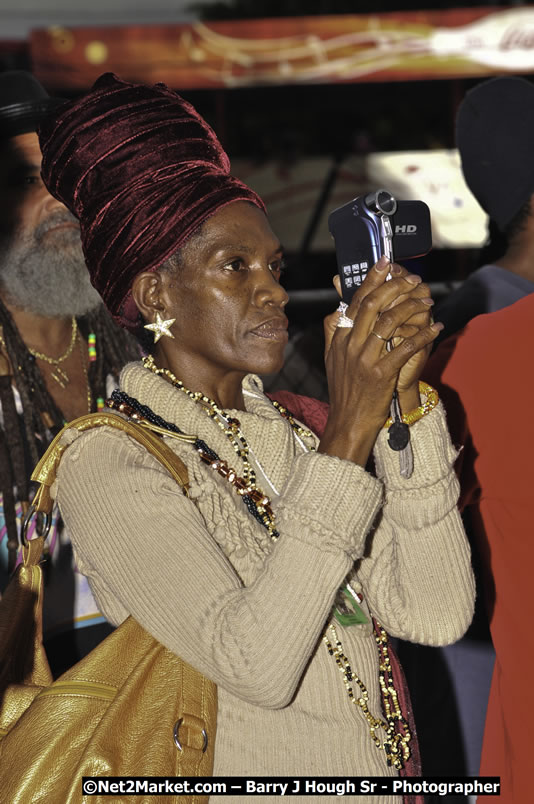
[23,411,190,555]
[17,413,217,777]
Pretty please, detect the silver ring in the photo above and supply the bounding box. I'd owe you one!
[370,330,388,341]
[21,504,52,548]
[173,718,208,753]
[337,314,354,329]
[336,301,354,328]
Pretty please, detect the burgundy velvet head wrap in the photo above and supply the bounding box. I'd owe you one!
[38,72,265,331]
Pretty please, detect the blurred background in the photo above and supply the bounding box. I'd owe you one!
[1,0,532,395]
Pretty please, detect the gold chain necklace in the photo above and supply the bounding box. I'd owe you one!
[27,317,78,388]
[3,320,99,415]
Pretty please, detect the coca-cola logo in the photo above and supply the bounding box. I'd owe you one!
[500,27,534,51]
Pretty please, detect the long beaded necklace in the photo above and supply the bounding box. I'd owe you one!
[86,332,104,412]
[324,620,411,770]
[117,357,410,769]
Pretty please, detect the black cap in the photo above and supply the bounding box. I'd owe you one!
[0,70,63,140]
[456,76,534,231]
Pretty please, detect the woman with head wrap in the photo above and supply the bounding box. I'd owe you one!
[39,73,474,799]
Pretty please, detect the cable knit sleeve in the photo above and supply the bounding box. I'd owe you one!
[357,402,475,645]
[55,426,383,709]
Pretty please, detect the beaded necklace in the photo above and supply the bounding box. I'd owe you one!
[143,354,260,489]
[108,388,283,539]
[324,619,411,770]
[140,354,316,533]
[142,354,315,476]
[86,332,104,413]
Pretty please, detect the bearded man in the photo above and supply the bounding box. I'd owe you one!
[0,71,139,674]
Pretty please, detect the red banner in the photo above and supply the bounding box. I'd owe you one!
[32,7,534,91]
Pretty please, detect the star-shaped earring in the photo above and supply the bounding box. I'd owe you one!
[143,311,176,343]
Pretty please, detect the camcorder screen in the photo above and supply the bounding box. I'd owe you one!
[328,190,433,305]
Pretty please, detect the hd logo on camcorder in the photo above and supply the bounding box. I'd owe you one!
[395,224,417,235]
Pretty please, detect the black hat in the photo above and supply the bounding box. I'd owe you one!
[456,76,534,231]
[0,70,63,140]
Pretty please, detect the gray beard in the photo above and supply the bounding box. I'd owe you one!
[0,210,101,318]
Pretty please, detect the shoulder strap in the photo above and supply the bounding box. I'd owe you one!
[26,412,190,534]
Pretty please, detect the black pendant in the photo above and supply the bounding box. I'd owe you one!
[388,421,410,451]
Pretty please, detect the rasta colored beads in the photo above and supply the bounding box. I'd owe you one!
[96,397,105,411]
[88,333,97,362]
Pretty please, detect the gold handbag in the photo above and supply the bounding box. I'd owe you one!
[0,413,217,804]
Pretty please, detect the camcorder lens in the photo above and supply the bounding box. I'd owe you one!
[364,189,397,216]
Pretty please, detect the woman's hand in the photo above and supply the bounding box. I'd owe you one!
[320,257,443,466]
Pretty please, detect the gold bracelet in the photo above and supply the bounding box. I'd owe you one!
[384,381,439,429]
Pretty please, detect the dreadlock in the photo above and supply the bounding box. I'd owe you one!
[0,297,140,570]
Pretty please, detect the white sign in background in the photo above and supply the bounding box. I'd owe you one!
[233,149,487,252]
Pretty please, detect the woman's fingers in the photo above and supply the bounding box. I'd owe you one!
[355,261,433,317]
[321,260,441,464]
[330,259,429,324]
[378,321,442,373]
[347,286,429,350]
[349,275,423,326]
[357,297,439,392]
[325,260,437,389]
[369,297,433,340]
[344,256,393,316]
[326,266,432,357]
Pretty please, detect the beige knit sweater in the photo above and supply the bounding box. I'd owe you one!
[55,363,475,802]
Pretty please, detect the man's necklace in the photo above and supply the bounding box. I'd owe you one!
[0,317,101,417]
[25,318,99,414]
[27,316,78,388]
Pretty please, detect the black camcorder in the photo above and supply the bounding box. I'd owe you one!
[328,189,433,305]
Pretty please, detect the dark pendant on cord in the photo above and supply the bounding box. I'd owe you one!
[388,390,410,451]
[388,421,410,451]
